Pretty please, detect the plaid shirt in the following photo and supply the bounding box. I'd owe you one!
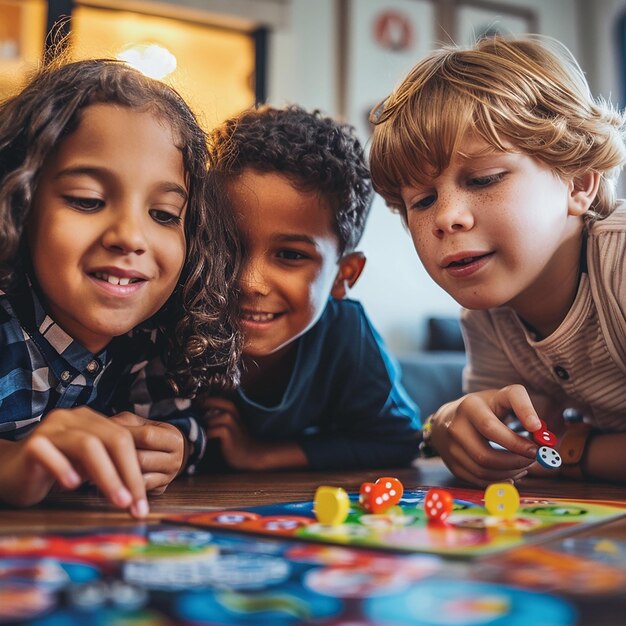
[0,282,206,473]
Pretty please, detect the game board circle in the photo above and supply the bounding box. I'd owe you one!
[244,516,314,533]
[174,582,342,624]
[0,585,56,621]
[148,529,213,547]
[187,511,261,525]
[365,579,577,625]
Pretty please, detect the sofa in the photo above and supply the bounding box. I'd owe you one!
[397,317,466,423]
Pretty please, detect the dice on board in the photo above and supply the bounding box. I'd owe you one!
[484,482,520,519]
[536,446,562,469]
[358,476,403,514]
[531,418,558,447]
[314,486,350,525]
[423,487,453,522]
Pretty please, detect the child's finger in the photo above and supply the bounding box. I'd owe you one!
[476,422,537,459]
[448,438,534,475]
[197,396,237,413]
[24,436,82,490]
[205,412,239,432]
[445,405,537,463]
[101,433,149,518]
[494,385,542,432]
[136,449,178,473]
[143,472,170,493]
[446,450,533,486]
[445,460,527,488]
[56,431,135,509]
[205,424,234,442]
[127,422,183,454]
[59,421,148,517]
[109,413,146,427]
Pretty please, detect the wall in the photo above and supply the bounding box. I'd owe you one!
[580,0,626,103]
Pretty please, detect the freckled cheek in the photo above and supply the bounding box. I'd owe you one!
[407,224,431,255]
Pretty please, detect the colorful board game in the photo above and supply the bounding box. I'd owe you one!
[167,486,626,557]
[2,523,618,626]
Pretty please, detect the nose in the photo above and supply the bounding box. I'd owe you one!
[432,192,475,238]
[101,204,148,255]
[240,257,270,297]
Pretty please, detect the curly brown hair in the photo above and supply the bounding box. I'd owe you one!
[207,105,373,254]
[370,35,626,225]
[0,58,241,395]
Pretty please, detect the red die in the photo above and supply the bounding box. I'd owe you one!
[531,418,558,447]
[424,488,453,522]
[359,476,404,514]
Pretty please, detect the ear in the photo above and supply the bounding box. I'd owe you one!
[568,171,601,217]
[330,252,366,300]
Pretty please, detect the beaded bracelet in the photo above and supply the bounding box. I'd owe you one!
[418,416,438,458]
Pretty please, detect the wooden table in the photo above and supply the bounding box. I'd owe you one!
[2,459,626,625]
[2,458,626,534]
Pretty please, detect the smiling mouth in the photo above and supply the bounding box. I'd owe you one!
[92,272,144,286]
[241,311,282,323]
[446,253,492,268]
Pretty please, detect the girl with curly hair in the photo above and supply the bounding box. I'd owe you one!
[0,58,241,515]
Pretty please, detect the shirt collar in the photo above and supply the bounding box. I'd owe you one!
[19,276,108,372]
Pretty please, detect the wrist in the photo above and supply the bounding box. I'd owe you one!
[178,434,191,476]
[419,415,438,458]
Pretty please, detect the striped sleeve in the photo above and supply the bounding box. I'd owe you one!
[587,208,626,373]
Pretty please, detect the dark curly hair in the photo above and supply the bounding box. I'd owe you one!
[207,105,373,254]
[0,57,241,395]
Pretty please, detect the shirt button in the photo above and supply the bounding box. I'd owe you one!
[60,370,72,383]
[86,360,100,374]
[554,365,570,380]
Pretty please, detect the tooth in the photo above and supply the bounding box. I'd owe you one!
[107,275,119,285]
[119,278,130,286]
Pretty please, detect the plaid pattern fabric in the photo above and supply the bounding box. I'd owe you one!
[0,283,205,474]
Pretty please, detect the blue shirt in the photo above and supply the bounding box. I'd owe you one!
[0,282,205,472]
[234,299,421,469]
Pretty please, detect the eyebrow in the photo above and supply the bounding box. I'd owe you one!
[54,166,189,204]
[273,233,319,246]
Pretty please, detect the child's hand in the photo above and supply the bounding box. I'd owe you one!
[109,413,186,495]
[0,407,148,517]
[198,396,309,470]
[430,385,542,486]
[198,397,262,470]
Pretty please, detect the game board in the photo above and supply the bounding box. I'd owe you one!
[0,523,604,626]
[167,486,626,557]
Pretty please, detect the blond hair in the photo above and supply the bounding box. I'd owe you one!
[369,35,626,224]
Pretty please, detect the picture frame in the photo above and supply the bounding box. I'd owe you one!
[453,0,538,44]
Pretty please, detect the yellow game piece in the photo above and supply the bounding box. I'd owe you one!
[313,486,350,525]
[484,482,520,519]
[595,539,620,555]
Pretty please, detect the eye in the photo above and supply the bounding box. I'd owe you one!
[277,249,308,261]
[469,172,505,187]
[150,209,183,226]
[409,193,436,211]
[63,196,104,212]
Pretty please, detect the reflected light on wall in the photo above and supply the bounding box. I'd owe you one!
[117,43,176,79]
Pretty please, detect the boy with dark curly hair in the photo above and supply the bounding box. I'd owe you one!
[198,105,421,471]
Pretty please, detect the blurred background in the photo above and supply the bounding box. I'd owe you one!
[1,0,625,360]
